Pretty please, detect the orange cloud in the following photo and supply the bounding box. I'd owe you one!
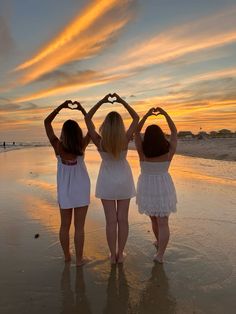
[106,7,236,75]
[13,0,131,85]
[15,0,120,71]
[14,72,129,103]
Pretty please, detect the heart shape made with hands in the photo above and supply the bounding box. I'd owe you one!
[68,101,80,110]
[152,108,161,116]
[108,94,118,103]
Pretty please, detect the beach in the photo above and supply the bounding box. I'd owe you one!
[1,137,236,161]
[0,146,236,314]
[176,138,236,161]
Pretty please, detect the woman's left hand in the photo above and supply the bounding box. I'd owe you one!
[73,101,84,111]
[113,93,125,104]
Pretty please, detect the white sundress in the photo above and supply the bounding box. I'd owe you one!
[57,155,90,209]
[95,150,136,200]
[136,161,177,217]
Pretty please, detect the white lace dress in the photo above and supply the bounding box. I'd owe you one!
[95,150,136,200]
[136,161,177,217]
[57,155,90,209]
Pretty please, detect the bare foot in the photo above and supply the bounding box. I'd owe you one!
[76,258,90,267]
[109,254,117,265]
[117,252,126,264]
[153,254,163,264]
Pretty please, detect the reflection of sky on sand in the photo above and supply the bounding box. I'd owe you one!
[0,147,236,313]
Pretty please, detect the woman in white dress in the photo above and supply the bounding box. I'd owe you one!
[135,107,177,263]
[44,100,91,266]
[85,93,139,264]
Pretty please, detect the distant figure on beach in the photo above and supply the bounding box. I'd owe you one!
[135,107,177,263]
[44,100,91,266]
[3,141,6,148]
[85,93,139,264]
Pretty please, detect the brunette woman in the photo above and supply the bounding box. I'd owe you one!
[44,100,90,266]
[135,107,177,263]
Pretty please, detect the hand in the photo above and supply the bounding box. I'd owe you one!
[73,101,84,111]
[100,94,113,104]
[60,100,72,109]
[154,107,166,115]
[112,93,124,103]
[146,107,156,116]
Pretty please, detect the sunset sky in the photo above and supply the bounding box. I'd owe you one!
[0,0,236,141]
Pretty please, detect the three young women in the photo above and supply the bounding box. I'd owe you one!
[44,96,177,265]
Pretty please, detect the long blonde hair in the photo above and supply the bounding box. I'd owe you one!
[99,111,127,159]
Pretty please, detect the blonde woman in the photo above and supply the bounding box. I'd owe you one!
[85,93,139,264]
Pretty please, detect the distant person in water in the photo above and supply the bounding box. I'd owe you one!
[44,100,91,266]
[85,93,139,264]
[135,107,177,263]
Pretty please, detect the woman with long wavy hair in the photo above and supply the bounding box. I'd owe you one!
[85,93,139,264]
[44,100,91,266]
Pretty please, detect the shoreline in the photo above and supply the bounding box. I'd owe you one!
[1,138,235,161]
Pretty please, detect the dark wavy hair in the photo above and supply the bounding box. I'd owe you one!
[60,120,83,156]
[142,124,170,158]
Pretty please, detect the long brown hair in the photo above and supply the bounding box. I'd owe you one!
[99,111,127,159]
[60,120,83,155]
[142,124,170,158]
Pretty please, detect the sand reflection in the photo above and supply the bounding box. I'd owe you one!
[103,265,130,314]
[60,265,92,314]
[135,265,176,314]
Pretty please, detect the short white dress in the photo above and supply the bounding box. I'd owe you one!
[95,150,136,200]
[136,161,177,217]
[57,155,90,209]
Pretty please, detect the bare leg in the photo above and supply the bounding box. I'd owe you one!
[117,199,130,263]
[154,216,170,263]
[74,206,88,266]
[150,216,159,248]
[102,199,117,264]
[59,208,73,262]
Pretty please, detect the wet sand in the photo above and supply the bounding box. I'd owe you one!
[0,146,236,313]
[176,138,236,161]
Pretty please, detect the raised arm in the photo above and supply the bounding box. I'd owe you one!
[73,101,90,149]
[85,94,111,148]
[44,100,71,151]
[156,107,177,157]
[113,93,139,141]
[134,108,155,160]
